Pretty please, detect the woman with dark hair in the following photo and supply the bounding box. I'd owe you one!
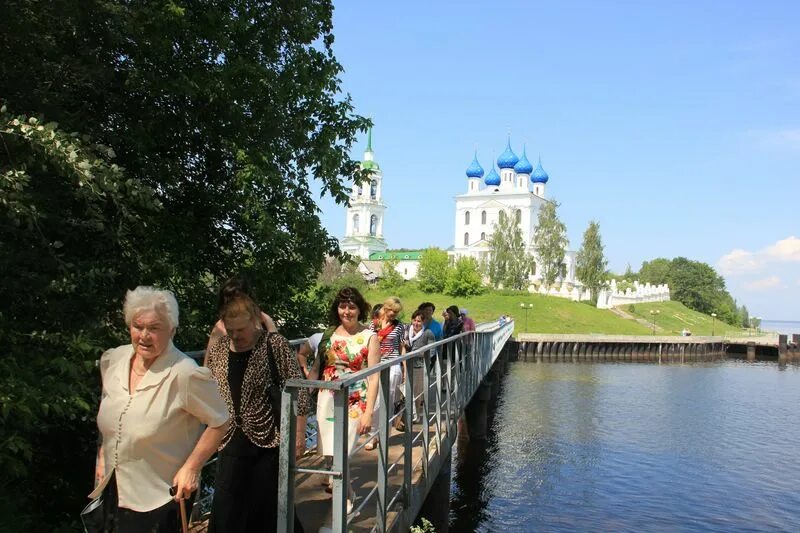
[205,294,309,532]
[310,287,380,511]
[443,305,464,338]
[405,309,436,423]
[204,276,277,364]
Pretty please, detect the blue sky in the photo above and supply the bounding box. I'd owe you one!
[315,0,799,321]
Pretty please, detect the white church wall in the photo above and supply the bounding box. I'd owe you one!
[595,280,671,309]
[396,260,419,280]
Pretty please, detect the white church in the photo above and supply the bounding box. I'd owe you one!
[339,131,580,288]
[450,139,578,287]
[338,131,669,307]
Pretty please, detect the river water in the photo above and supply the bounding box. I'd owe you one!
[449,360,800,532]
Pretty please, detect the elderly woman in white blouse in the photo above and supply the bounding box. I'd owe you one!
[89,287,229,531]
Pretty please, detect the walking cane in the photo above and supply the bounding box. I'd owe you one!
[169,486,190,533]
[178,498,189,533]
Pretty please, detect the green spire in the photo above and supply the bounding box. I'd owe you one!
[361,126,379,171]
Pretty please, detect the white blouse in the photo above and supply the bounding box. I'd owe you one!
[89,343,229,511]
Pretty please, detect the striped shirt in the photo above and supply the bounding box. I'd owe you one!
[370,320,406,358]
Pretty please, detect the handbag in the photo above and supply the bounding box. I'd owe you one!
[265,332,283,417]
[81,472,117,533]
[80,495,107,533]
[393,397,406,431]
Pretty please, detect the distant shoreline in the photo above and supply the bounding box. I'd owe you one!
[761,320,800,335]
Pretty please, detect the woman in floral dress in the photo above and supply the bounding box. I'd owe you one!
[312,288,380,503]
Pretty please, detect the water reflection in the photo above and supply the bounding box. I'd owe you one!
[450,363,509,531]
[449,360,800,532]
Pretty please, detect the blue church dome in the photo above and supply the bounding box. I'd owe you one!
[465,153,484,178]
[484,165,501,186]
[514,147,533,174]
[497,140,519,169]
[531,158,549,184]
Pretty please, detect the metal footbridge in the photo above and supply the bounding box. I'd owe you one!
[273,320,514,532]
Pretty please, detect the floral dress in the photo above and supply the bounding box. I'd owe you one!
[316,328,375,455]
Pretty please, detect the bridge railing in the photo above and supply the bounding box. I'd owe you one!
[277,320,514,532]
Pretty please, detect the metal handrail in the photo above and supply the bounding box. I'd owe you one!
[277,320,514,532]
[284,330,472,391]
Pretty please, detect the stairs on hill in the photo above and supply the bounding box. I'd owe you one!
[609,306,662,332]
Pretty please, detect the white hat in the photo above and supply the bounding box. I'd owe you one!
[459,308,468,315]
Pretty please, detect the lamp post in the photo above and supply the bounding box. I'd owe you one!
[520,303,533,332]
[755,316,761,335]
[649,309,660,335]
[711,313,717,336]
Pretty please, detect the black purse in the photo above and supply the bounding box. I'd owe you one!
[80,495,106,533]
[81,473,117,532]
[265,333,283,417]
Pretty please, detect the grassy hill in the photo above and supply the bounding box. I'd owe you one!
[362,286,749,337]
[620,301,747,337]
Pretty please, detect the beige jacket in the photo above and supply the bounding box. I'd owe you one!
[89,343,229,511]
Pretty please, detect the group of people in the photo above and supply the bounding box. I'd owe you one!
[88,280,475,532]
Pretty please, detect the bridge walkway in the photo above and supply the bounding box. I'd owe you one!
[278,321,514,532]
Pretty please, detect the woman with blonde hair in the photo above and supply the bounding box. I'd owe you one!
[88,287,229,532]
[365,296,407,448]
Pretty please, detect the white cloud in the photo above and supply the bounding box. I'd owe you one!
[718,249,761,275]
[718,236,800,276]
[744,276,782,291]
[764,236,800,262]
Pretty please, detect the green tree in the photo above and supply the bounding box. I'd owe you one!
[417,247,450,293]
[738,304,750,329]
[487,209,532,290]
[639,258,672,285]
[638,257,741,325]
[378,258,404,290]
[532,200,568,288]
[445,256,485,297]
[575,220,608,302]
[668,257,728,316]
[0,106,161,529]
[1,1,367,526]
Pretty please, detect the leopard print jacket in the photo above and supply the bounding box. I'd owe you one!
[206,331,310,450]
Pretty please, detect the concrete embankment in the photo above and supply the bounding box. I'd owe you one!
[514,334,729,363]
[512,333,800,363]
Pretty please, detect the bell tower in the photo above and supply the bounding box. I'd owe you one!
[340,127,388,259]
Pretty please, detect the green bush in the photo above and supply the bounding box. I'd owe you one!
[445,257,485,297]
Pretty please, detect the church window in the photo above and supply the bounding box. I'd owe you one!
[481,210,486,224]
[464,232,469,246]
[515,209,521,223]
[370,215,378,236]
[404,268,408,276]
[480,232,486,240]
[465,211,470,225]
[370,180,377,200]
[353,214,360,234]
